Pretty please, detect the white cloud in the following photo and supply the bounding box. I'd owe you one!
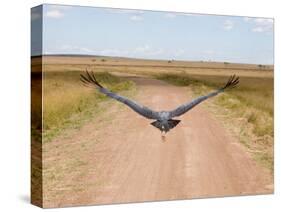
[80,47,94,53]
[60,45,96,54]
[252,27,265,32]
[243,17,273,33]
[223,20,234,30]
[181,13,202,17]
[182,13,194,16]
[44,4,72,19]
[130,15,143,21]
[134,45,164,56]
[58,45,127,56]
[51,44,165,58]
[45,9,64,19]
[254,18,273,24]
[98,45,165,57]
[252,18,273,32]
[100,49,129,56]
[135,45,150,52]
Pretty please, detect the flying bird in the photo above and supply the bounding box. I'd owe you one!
[80,71,239,135]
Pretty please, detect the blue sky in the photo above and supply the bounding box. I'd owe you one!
[31,4,274,64]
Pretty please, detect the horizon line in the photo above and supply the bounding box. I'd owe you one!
[31,53,274,66]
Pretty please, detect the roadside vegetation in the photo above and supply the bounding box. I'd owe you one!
[42,71,135,142]
[37,55,274,171]
[155,73,273,173]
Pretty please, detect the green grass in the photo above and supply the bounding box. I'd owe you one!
[155,72,273,172]
[41,71,135,142]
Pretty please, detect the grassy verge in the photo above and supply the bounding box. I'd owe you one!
[42,71,135,142]
[155,73,273,173]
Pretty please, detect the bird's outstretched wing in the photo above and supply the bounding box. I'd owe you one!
[169,75,239,118]
[80,71,160,120]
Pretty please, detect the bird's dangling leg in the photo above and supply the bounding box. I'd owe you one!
[161,131,166,142]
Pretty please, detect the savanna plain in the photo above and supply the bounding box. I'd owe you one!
[31,55,273,208]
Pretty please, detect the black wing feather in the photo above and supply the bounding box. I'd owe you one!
[169,75,239,118]
[80,71,160,120]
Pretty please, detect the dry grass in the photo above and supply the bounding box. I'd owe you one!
[36,55,274,171]
[155,73,273,172]
[43,55,273,70]
[42,71,135,142]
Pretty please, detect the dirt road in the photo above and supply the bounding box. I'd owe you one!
[43,75,273,208]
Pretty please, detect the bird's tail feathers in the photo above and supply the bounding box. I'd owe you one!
[168,119,181,129]
[151,119,181,132]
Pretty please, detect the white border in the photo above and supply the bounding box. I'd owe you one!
[0,0,279,211]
